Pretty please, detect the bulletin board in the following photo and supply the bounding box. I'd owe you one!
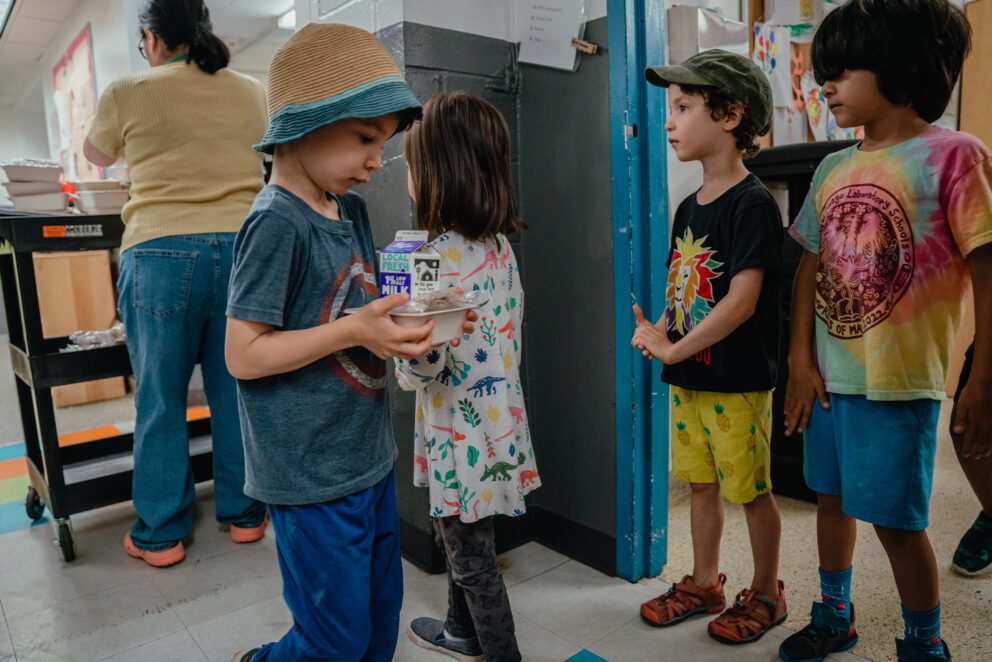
[748,0,862,148]
[52,24,100,181]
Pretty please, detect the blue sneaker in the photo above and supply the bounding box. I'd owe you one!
[408,617,484,662]
[896,638,951,661]
[779,602,859,662]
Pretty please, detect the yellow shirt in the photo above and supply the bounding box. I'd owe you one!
[87,62,267,252]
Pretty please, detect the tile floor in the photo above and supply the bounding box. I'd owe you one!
[0,482,872,662]
[0,332,987,661]
[659,403,992,662]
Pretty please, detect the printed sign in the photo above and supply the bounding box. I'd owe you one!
[517,1,586,71]
[42,224,104,238]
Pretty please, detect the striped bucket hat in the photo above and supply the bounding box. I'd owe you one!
[254,23,422,153]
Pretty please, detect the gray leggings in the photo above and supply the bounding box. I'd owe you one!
[433,515,522,662]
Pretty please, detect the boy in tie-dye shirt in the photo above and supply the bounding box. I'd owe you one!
[780,3,992,662]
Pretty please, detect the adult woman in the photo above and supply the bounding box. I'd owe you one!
[84,0,267,567]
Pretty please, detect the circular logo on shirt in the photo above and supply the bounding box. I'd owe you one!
[815,185,914,339]
[321,255,385,396]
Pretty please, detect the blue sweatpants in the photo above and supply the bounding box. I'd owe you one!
[254,469,403,661]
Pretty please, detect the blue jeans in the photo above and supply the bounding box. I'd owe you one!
[255,470,403,661]
[118,233,264,551]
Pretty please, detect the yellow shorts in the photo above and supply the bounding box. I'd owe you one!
[670,386,773,504]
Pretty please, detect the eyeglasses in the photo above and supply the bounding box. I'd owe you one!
[137,38,146,60]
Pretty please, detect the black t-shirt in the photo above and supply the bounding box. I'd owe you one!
[661,174,783,392]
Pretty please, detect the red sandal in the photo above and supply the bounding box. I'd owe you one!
[707,580,788,645]
[640,573,727,627]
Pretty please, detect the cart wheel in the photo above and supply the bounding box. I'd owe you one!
[58,522,75,562]
[24,487,45,521]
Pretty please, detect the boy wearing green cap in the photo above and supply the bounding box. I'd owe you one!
[631,49,787,644]
[223,23,471,662]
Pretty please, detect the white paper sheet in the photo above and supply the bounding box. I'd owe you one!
[801,71,859,141]
[753,22,793,107]
[517,1,587,71]
[773,107,809,146]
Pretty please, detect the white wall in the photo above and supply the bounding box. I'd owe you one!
[0,100,49,205]
[300,0,607,39]
[662,1,745,215]
[668,0,742,21]
[34,0,141,159]
[0,108,21,165]
[0,0,140,164]
[0,107,49,163]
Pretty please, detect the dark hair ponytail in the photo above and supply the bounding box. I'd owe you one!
[139,0,230,74]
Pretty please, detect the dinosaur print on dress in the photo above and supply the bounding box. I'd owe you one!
[394,233,540,523]
[468,376,507,397]
[481,454,525,482]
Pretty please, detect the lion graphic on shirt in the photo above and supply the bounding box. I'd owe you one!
[665,228,724,336]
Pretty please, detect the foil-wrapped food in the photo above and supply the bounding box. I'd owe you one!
[389,289,489,315]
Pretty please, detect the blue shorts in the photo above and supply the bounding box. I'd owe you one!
[804,394,940,531]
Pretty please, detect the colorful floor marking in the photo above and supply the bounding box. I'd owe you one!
[565,652,609,662]
[0,407,209,534]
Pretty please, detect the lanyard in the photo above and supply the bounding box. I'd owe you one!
[167,54,187,63]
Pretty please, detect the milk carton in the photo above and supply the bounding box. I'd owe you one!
[379,230,441,298]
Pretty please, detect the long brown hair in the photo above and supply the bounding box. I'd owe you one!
[404,92,524,241]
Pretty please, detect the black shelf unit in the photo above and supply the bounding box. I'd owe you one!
[0,210,212,561]
[745,141,857,504]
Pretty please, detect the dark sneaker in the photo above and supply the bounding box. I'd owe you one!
[896,638,951,661]
[409,617,483,662]
[951,512,992,577]
[230,648,260,662]
[779,602,858,662]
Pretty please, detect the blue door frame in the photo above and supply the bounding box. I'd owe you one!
[608,0,671,582]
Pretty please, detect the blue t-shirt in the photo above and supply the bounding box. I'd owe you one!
[227,185,396,505]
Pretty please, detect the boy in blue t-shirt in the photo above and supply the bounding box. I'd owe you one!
[223,24,472,662]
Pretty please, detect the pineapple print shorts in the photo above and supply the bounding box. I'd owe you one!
[670,386,773,504]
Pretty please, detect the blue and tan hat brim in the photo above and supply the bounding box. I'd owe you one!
[253,75,421,153]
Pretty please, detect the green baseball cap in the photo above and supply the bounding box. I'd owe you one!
[645,49,773,135]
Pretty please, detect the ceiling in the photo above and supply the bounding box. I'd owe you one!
[0,0,293,110]
[0,0,79,109]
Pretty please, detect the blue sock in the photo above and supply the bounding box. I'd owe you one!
[819,566,852,620]
[902,603,942,653]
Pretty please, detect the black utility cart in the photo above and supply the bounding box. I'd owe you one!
[746,140,857,503]
[0,210,212,561]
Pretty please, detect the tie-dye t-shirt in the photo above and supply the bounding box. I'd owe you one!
[790,126,992,401]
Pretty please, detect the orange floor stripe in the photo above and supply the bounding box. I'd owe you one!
[0,408,210,484]
[58,425,121,447]
[0,457,27,481]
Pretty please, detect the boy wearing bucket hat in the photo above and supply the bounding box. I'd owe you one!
[631,49,788,644]
[224,23,459,661]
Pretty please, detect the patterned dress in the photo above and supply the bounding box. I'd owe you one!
[395,232,539,523]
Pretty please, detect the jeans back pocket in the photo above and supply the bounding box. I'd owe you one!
[132,249,198,319]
